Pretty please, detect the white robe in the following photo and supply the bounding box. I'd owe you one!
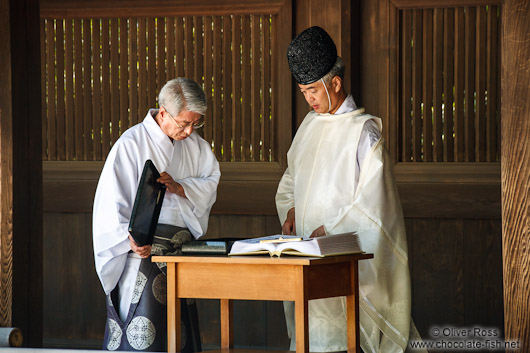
[93,109,220,299]
[276,107,412,352]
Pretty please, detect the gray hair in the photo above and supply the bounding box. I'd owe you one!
[321,56,345,85]
[158,78,207,116]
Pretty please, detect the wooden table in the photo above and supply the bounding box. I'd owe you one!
[152,253,373,353]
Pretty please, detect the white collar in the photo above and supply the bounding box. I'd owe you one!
[333,94,357,115]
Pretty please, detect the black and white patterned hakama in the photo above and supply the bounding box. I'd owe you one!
[103,225,201,352]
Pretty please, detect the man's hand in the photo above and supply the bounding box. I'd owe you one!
[310,225,326,238]
[129,235,151,258]
[282,207,297,235]
[157,172,187,198]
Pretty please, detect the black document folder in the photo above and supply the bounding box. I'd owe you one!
[128,160,166,246]
[181,238,240,256]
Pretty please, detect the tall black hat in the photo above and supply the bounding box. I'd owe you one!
[287,26,337,85]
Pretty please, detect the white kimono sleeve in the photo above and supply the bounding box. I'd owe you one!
[275,167,295,227]
[93,141,141,294]
[173,143,220,238]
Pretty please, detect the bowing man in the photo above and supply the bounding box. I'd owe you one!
[93,78,220,351]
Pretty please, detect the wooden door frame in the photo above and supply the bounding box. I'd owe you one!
[0,0,43,346]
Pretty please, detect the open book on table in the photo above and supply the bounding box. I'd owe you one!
[228,232,363,257]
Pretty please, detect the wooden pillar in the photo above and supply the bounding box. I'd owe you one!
[0,0,43,346]
[501,0,530,351]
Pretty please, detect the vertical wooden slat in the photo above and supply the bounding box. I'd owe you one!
[65,19,75,160]
[464,7,476,162]
[261,16,271,162]
[213,16,222,158]
[176,17,185,78]
[157,17,166,89]
[56,19,66,161]
[194,16,204,87]
[270,14,277,163]
[433,9,443,162]
[496,6,498,161]
[129,18,138,127]
[251,15,261,161]
[388,3,399,161]
[486,6,498,162]
[92,19,102,160]
[412,10,422,162]
[422,9,433,162]
[148,18,157,109]
[110,18,120,144]
[101,19,111,156]
[138,18,147,117]
[242,16,251,161]
[83,19,93,160]
[46,20,56,160]
[232,15,242,162]
[203,16,213,143]
[120,18,129,135]
[167,17,175,80]
[74,19,84,160]
[41,19,47,160]
[195,17,205,142]
[185,16,194,79]
[475,7,487,162]
[401,10,412,163]
[454,8,465,162]
[222,16,232,162]
[443,8,455,162]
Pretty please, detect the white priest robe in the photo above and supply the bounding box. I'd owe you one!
[276,107,412,353]
[93,109,220,300]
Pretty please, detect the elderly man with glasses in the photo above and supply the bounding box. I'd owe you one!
[93,77,220,352]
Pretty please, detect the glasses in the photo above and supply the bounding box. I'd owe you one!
[162,106,205,129]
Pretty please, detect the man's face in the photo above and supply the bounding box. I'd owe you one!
[298,80,329,114]
[160,107,203,141]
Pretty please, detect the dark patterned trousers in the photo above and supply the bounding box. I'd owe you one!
[103,225,201,351]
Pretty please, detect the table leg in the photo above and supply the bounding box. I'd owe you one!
[295,266,309,353]
[220,299,234,349]
[347,261,360,353]
[167,262,181,353]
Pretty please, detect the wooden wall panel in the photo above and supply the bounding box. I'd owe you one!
[463,219,504,328]
[411,219,465,337]
[408,218,503,340]
[42,213,106,348]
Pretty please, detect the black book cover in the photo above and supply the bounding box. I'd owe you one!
[128,160,166,246]
[181,238,240,255]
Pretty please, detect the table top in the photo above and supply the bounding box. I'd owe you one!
[152,253,373,265]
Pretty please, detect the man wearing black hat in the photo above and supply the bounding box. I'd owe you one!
[276,26,419,353]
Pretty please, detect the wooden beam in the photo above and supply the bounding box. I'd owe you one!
[0,0,13,328]
[7,0,43,346]
[43,161,501,218]
[40,0,285,18]
[391,0,501,9]
[501,0,530,351]
[0,0,43,345]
